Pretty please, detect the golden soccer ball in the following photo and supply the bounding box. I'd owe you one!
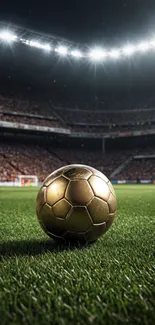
[36,164,117,243]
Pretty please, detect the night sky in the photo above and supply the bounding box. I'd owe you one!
[1,1,155,45]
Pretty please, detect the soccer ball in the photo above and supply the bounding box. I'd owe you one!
[36,164,117,243]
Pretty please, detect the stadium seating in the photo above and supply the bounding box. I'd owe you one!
[116,158,155,180]
[1,141,155,182]
[0,113,60,128]
[1,93,155,133]
[1,91,155,183]
[0,144,65,182]
[0,143,135,182]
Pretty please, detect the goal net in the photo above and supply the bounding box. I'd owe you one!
[15,175,38,187]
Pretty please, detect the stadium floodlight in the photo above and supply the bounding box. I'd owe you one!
[89,48,107,61]
[27,40,51,51]
[71,49,83,58]
[149,39,155,48]
[55,46,68,55]
[108,49,121,59]
[0,31,17,42]
[137,41,150,52]
[122,44,136,56]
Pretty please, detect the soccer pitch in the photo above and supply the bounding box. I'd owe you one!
[0,186,155,325]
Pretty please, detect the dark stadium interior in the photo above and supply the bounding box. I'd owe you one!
[1,42,155,183]
[1,2,155,325]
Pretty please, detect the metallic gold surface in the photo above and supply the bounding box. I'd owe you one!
[89,175,110,201]
[53,199,71,219]
[108,181,116,197]
[91,168,109,183]
[87,197,109,224]
[38,203,67,236]
[36,164,117,243]
[46,176,69,206]
[36,186,46,215]
[106,213,116,231]
[65,180,93,205]
[85,223,107,242]
[63,231,86,243]
[64,167,92,180]
[66,207,92,232]
[108,193,117,213]
[43,166,68,186]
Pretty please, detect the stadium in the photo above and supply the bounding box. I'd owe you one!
[0,2,155,324]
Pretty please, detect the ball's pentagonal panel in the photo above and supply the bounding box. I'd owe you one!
[38,203,67,237]
[66,207,92,232]
[65,180,93,205]
[89,176,110,201]
[108,193,117,214]
[87,197,109,224]
[85,223,107,243]
[63,166,92,180]
[108,181,116,197]
[53,199,72,219]
[47,176,69,206]
[43,166,68,187]
[63,231,86,243]
[106,213,116,231]
[36,186,46,215]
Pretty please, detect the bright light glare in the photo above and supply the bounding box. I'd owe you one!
[122,44,136,56]
[149,39,155,48]
[26,40,51,51]
[71,49,83,58]
[137,42,150,52]
[109,49,121,59]
[0,31,17,42]
[56,46,68,55]
[89,48,107,61]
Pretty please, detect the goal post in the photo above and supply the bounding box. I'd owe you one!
[15,175,38,187]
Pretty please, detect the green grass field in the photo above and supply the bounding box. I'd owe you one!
[0,185,155,325]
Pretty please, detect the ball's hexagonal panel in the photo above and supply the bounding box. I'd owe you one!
[53,199,72,219]
[65,180,94,205]
[108,193,117,214]
[89,176,110,201]
[36,186,46,215]
[87,197,109,224]
[47,176,69,206]
[38,203,67,236]
[85,222,107,243]
[108,181,116,197]
[106,213,116,231]
[63,166,92,180]
[43,166,69,186]
[66,207,92,232]
[63,231,86,243]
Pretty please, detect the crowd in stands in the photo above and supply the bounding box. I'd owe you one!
[0,144,65,182]
[116,158,155,180]
[55,106,155,125]
[0,95,51,116]
[0,113,60,128]
[0,142,155,182]
[1,93,155,134]
[52,148,132,177]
